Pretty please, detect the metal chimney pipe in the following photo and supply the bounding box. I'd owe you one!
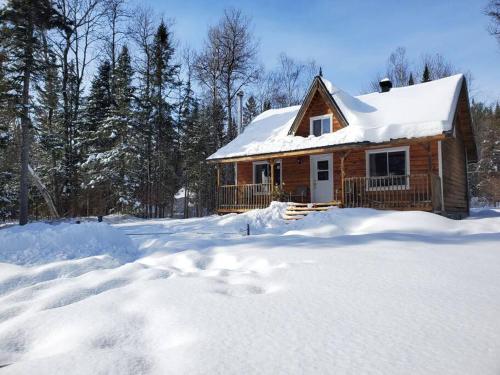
[237,90,244,134]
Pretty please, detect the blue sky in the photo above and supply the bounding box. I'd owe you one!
[143,0,499,103]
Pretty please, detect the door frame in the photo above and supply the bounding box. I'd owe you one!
[310,153,334,203]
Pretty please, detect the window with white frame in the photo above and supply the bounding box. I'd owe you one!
[365,147,410,188]
[253,161,281,185]
[310,115,332,137]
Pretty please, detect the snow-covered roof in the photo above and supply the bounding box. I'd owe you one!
[208,74,465,161]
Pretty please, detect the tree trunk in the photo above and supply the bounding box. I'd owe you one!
[28,165,59,218]
[19,25,34,225]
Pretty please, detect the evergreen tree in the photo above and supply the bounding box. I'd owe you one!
[243,95,259,130]
[80,47,138,214]
[105,46,138,212]
[263,99,272,111]
[80,60,113,214]
[150,20,180,217]
[181,85,203,217]
[421,64,431,83]
[34,43,64,213]
[0,0,67,224]
[408,73,415,86]
[0,49,18,220]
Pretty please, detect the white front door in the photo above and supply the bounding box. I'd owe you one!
[310,154,333,203]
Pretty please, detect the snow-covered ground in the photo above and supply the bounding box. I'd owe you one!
[0,205,500,374]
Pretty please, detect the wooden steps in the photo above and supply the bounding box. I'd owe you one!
[283,201,341,221]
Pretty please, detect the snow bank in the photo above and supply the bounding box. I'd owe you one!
[0,222,139,266]
[284,207,500,237]
[216,201,288,234]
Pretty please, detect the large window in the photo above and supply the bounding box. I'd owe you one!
[365,147,409,188]
[253,161,281,185]
[310,115,332,137]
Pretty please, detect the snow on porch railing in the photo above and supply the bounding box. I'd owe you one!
[343,174,442,211]
[217,183,273,212]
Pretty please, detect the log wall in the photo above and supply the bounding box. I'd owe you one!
[295,91,343,137]
[235,141,440,206]
[441,128,469,215]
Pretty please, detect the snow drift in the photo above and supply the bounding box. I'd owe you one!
[0,222,139,266]
[1,207,500,374]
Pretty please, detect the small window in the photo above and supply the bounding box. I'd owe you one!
[322,118,330,134]
[366,147,409,188]
[254,163,269,184]
[369,153,388,177]
[310,115,331,136]
[316,160,329,181]
[317,160,329,170]
[253,161,281,185]
[312,120,322,136]
[318,171,329,181]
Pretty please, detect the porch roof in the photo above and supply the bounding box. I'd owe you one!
[208,74,465,162]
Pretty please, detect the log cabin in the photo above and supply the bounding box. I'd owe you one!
[207,74,477,218]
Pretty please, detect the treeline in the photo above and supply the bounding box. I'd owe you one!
[0,1,498,223]
[0,1,317,223]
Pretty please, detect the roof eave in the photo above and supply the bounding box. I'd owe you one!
[207,133,448,164]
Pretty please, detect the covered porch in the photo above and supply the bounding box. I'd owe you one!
[214,141,444,214]
[216,174,442,213]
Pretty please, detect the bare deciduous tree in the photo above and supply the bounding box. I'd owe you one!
[485,0,500,43]
[102,0,129,95]
[252,54,317,110]
[218,9,260,140]
[194,8,259,144]
[418,53,456,81]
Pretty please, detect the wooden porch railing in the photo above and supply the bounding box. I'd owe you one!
[343,174,442,211]
[217,183,273,212]
[216,174,442,213]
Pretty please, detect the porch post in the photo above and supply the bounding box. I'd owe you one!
[340,151,350,206]
[427,142,433,172]
[269,159,275,198]
[216,164,221,188]
[427,142,433,204]
[340,155,345,206]
[216,164,220,212]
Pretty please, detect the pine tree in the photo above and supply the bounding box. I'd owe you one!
[150,20,180,217]
[105,46,137,212]
[263,99,272,111]
[0,0,67,224]
[35,43,64,213]
[243,95,259,130]
[181,84,202,217]
[0,49,18,220]
[421,64,431,83]
[80,60,113,214]
[408,73,415,86]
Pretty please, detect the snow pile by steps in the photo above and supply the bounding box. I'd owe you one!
[285,206,500,237]
[216,201,288,233]
[0,222,139,266]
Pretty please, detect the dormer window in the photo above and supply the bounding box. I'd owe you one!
[310,115,332,136]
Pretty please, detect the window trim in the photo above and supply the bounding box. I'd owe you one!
[252,160,282,186]
[309,114,333,136]
[365,146,410,190]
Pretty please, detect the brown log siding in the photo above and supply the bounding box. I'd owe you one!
[441,128,469,215]
[295,91,343,137]
[236,141,440,203]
